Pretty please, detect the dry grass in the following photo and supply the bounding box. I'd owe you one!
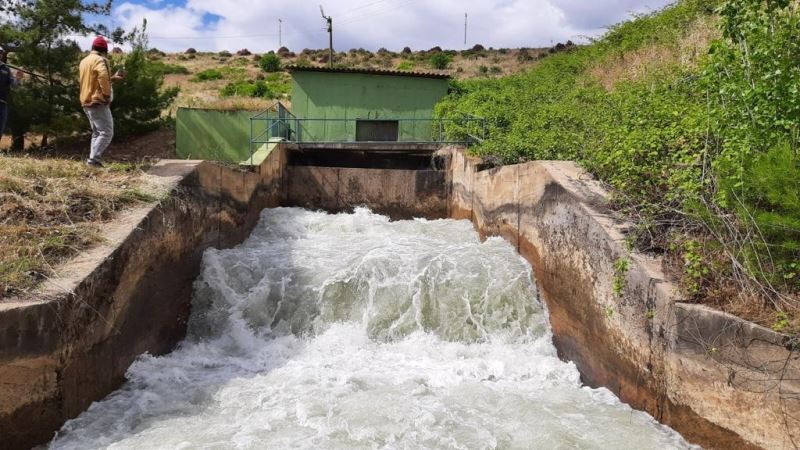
[160,54,268,112]
[179,96,276,112]
[589,15,720,90]
[0,156,157,298]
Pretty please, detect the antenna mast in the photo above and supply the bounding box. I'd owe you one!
[320,6,333,67]
[464,12,468,47]
[278,18,282,48]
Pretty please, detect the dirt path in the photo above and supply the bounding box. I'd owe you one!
[1,128,177,162]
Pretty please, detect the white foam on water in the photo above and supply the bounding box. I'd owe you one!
[49,207,695,450]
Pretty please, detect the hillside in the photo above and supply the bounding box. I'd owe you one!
[437,0,800,332]
[149,45,556,110]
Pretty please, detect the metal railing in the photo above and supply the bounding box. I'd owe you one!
[249,102,486,163]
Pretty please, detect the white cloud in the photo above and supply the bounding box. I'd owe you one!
[102,0,672,53]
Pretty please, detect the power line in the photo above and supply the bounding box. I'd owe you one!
[337,0,391,19]
[149,33,279,40]
[337,0,417,26]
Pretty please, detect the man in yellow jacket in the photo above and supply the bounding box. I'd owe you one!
[79,36,123,167]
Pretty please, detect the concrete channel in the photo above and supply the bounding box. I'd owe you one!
[0,144,797,449]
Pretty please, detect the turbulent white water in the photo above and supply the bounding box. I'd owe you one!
[49,208,694,450]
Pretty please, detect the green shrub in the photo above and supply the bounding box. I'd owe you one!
[147,60,190,76]
[219,80,275,98]
[396,61,415,71]
[737,143,800,290]
[429,53,452,70]
[259,52,282,72]
[192,69,223,82]
[110,46,179,137]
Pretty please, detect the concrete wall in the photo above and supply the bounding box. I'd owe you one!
[442,147,800,450]
[0,147,288,449]
[284,165,447,220]
[2,142,797,450]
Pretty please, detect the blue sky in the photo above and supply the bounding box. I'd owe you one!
[88,0,673,52]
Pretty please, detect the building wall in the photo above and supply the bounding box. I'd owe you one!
[290,72,449,142]
[176,108,256,162]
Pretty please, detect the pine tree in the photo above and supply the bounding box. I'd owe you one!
[0,0,111,150]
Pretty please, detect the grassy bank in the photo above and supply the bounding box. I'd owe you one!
[437,0,800,332]
[0,157,157,298]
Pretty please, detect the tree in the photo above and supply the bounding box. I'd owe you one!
[259,52,281,72]
[109,20,179,137]
[0,3,178,149]
[0,0,112,150]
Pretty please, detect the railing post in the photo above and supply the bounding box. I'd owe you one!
[249,118,254,166]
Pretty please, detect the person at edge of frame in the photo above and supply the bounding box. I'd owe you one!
[0,48,25,144]
[79,35,125,168]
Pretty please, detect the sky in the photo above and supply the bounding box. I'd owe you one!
[84,0,674,52]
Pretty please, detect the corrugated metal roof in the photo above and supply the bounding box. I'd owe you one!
[285,65,450,80]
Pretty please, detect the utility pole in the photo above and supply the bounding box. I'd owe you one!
[464,12,468,47]
[320,6,333,67]
[278,18,282,48]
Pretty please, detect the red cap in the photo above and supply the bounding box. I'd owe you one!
[92,36,108,50]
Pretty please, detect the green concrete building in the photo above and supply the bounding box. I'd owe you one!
[176,108,256,161]
[287,66,450,142]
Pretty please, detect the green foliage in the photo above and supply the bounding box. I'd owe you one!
[429,53,452,70]
[396,61,415,71]
[612,257,631,296]
[2,8,178,146]
[735,143,800,289]
[437,0,800,306]
[1,0,111,150]
[147,61,190,76]
[700,0,800,289]
[109,21,180,137]
[682,240,710,294]
[220,80,274,98]
[259,52,281,72]
[192,69,223,82]
[772,311,791,332]
[704,0,800,209]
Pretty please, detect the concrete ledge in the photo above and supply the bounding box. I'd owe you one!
[441,147,800,450]
[0,149,287,449]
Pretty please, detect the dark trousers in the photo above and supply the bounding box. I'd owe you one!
[0,102,7,139]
